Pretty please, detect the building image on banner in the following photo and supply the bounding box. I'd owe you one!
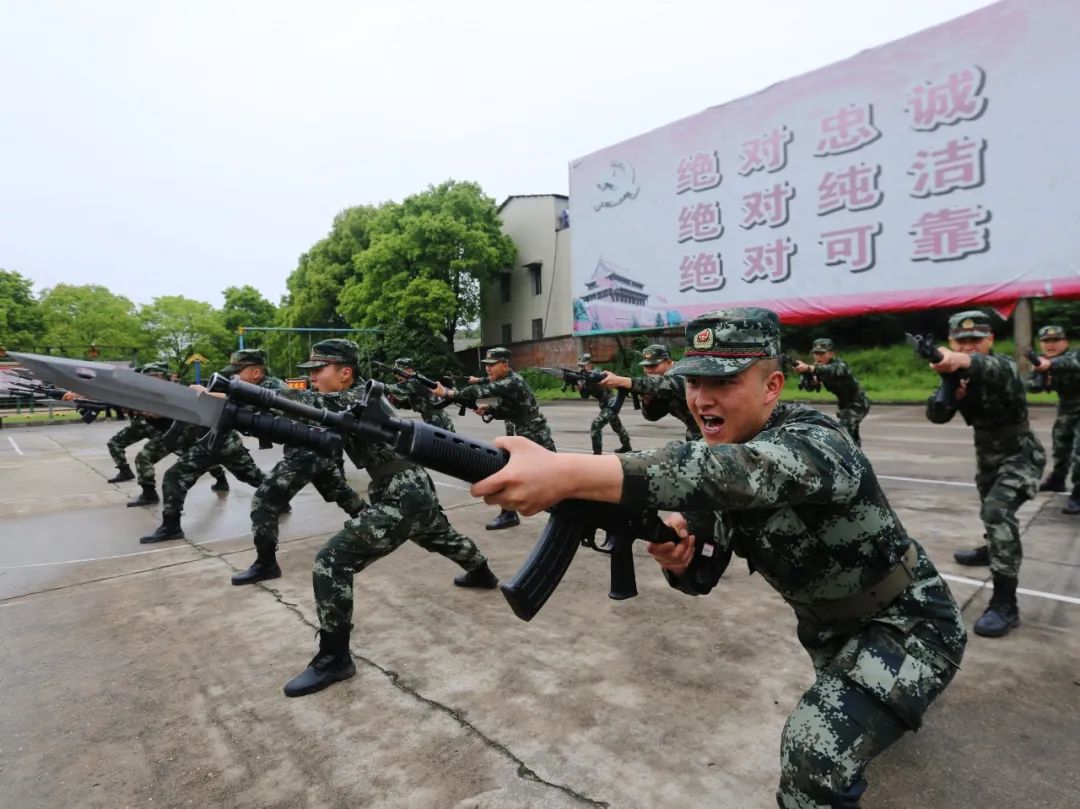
[568,0,1080,333]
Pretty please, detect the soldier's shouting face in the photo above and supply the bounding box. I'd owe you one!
[684,361,784,445]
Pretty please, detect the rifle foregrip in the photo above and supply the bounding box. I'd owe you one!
[500,515,583,622]
[229,407,342,454]
[397,421,508,483]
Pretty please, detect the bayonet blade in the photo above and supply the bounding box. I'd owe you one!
[9,353,226,427]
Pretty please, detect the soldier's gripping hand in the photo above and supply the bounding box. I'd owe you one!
[598,371,632,390]
[792,361,813,374]
[929,348,973,374]
[647,513,696,576]
[467,375,483,384]
[61,390,78,401]
[1034,357,1053,373]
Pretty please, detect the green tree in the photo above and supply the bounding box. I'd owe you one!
[0,269,44,349]
[221,285,277,334]
[338,180,516,345]
[140,296,231,375]
[38,284,149,359]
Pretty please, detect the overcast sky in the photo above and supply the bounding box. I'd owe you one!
[0,0,993,308]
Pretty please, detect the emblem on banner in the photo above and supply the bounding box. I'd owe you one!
[694,328,714,349]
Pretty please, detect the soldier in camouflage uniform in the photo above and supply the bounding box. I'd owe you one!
[433,346,556,530]
[575,353,633,454]
[104,363,172,483]
[925,310,1045,638]
[473,307,966,809]
[139,349,279,543]
[384,357,456,432]
[1027,325,1080,512]
[792,338,871,446]
[128,422,230,507]
[277,340,498,698]
[599,344,702,441]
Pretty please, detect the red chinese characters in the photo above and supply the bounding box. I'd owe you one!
[908,137,986,197]
[742,238,797,283]
[679,253,725,292]
[675,152,722,194]
[906,67,988,131]
[817,164,883,215]
[677,202,724,242]
[910,206,990,261]
[814,103,881,156]
[820,224,882,273]
[737,127,793,175]
[740,182,795,229]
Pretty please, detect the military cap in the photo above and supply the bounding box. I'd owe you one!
[1038,325,1067,340]
[297,338,361,369]
[480,347,512,365]
[139,362,170,377]
[577,353,592,366]
[947,310,992,339]
[638,344,672,367]
[670,307,782,377]
[811,338,835,352]
[221,348,268,375]
[393,357,414,368]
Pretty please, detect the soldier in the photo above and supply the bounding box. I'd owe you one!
[432,347,556,530]
[102,363,170,483]
[924,310,1045,637]
[232,342,370,585]
[278,339,498,697]
[139,349,279,543]
[1028,325,1080,512]
[575,353,633,455]
[472,307,966,809]
[384,357,456,432]
[599,344,702,441]
[792,338,871,446]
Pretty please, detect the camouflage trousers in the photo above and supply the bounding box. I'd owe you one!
[424,408,456,432]
[512,421,557,452]
[780,620,962,808]
[107,421,159,468]
[1048,407,1080,482]
[251,447,366,553]
[589,406,631,454]
[313,466,488,634]
[836,395,871,448]
[975,432,1045,578]
[162,430,264,518]
[136,434,226,489]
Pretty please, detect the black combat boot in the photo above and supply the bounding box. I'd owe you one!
[231,548,282,585]
[127,484,160,507]
[974,574,1020,637]
[140,513,184,544]
[210,474,230,493]
[283,627,356,697]
[1062,485,1080,515]
[453,562,499,589]
[108,464,135,483]
[953,544,989,566]
[485,509,520,530]
[1039,470,1066,493]
[614,440,633,453]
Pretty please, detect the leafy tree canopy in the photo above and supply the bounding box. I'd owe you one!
[0,269,44,349]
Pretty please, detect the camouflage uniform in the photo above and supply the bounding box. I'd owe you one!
[620,308,965,809]
[453,349,556,450]
[632,345,702,441]
[576,354,632,454]
[927,351,1045,579]
[134,427,223,489]
[386,376,456,432]
[1026,328,1080,487]
[107,416,161,469]
[808,339,870,447]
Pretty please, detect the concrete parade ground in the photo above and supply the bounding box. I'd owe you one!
[1,402,1077,809]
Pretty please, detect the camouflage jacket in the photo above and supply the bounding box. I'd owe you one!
[618,403,962,649]
[455,371,549,435]
[812,358,865,408]
[1027,350,1080,414]
[579,379,615,409]
[631,372,702,440]
[927,352,1033,450]
[386,377,441,421]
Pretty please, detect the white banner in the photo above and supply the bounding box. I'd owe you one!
[569,0,1080,332]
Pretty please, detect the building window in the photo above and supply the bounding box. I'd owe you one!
[532,318,543,340]
[527,262,542,295]
[501,323,512,344]
[500,274,511,303]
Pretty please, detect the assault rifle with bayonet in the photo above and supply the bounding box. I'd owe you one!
[13,352,726,621]
[7,374,114,424]
[905,333,963,410]
[1025,348,1049,393]
[533,367,631,414]
[780,354,821,393]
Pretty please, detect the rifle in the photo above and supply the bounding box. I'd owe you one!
[534,367,630,414]
[905,333,962,409]
[12,351,720,622]
[779,354,821,393]
[1025,348,1049,393]
[372,360,441,391]
[8,378,112,422]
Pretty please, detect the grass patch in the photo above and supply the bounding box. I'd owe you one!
[1,409,85,425]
